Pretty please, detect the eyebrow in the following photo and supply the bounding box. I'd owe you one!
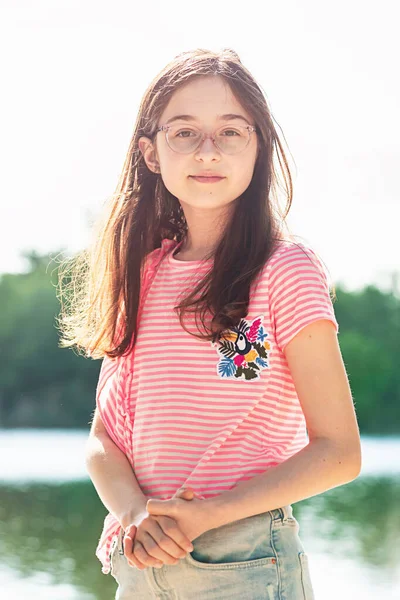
[164,113,252,125]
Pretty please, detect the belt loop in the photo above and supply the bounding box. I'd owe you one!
[269,508,284,521]
[119,528,125,555]
[278,507,285,522]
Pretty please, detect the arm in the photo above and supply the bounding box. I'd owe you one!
[85,407,148,530]
[205,319,362,530]
[87,408,196,569]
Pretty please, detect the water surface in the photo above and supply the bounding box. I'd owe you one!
[0,431,399,599]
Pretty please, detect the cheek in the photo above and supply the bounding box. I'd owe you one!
[233,156,256,188]
[159,155,187,194]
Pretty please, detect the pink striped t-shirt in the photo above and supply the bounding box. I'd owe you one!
[94,237,339,574]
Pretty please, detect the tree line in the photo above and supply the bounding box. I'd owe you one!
[0,250,399,433]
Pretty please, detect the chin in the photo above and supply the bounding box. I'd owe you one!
[182,196,237,210]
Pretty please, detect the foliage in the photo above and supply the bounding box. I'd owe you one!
[0,251,100,428]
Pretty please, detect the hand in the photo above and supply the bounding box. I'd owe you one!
[122,487,198,570]
[146,487,210,544]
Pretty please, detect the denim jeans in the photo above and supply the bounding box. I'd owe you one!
[109,505,315,599]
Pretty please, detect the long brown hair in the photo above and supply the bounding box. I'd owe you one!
[57,48,306,360]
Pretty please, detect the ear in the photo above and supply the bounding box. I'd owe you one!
[138,136,160,173]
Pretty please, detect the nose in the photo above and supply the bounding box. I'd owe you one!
[194,134,221,159]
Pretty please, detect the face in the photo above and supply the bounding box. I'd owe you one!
[138,76,258,215]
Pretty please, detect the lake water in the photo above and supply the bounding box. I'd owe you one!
[0,430,399,599]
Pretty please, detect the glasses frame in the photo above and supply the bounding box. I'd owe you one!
[155,123,257,155]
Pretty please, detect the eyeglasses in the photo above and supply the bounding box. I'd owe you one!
[155,123,257,155]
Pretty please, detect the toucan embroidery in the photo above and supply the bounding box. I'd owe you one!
[212,316,272,380]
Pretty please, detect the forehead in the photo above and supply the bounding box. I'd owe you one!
[159,75,252,123]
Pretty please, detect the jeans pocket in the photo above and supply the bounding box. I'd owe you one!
[299,552,315,600]
[185,551,278,571]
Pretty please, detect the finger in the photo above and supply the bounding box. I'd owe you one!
[124,534,160,570]
[124,519,185,569]
[146,498,171,516]
[140,520,190,563]
[133,536,173,568]
[123,534,148,570]
[156,516,194,553]
[127,545,153,570]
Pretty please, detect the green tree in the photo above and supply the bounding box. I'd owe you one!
[0,251,100,428]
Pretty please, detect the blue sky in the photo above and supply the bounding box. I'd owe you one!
[1,0,398,294]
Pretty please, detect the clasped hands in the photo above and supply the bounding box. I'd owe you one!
[122,487,210,570]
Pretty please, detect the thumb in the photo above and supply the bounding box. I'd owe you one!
[175,487,195,500]
[124,523,137,542]
[123,523,137,551]
[124,522,137,538]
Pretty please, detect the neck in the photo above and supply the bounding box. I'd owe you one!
[176,201,234,259]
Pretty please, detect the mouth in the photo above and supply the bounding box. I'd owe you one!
[189,175,225,183]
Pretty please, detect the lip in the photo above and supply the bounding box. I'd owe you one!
[191,172,224,177]
[190,175,225,183]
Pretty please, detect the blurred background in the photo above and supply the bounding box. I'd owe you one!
[0,1,399,598]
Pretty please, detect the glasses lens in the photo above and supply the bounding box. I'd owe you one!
[166,126,202,153]
[166,125,251,154]
[215,126,250,154]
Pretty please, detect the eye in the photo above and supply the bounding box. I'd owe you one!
[219,127,243,137]
[174,129,197,138]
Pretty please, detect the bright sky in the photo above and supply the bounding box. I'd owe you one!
[1,0,399,294]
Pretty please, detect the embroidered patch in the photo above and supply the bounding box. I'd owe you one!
[212,316,272,381]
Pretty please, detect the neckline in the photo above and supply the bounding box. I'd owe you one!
[167,240,214,267]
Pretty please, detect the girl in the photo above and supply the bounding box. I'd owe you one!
[58,48,361,599]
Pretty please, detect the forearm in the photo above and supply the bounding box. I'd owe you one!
[207,437,361,530]
[85,433,148,530]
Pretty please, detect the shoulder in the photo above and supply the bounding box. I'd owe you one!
[264,238,330,284]
[251,238,334,307]
[267,238,321,268]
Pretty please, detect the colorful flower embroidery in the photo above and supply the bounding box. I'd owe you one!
[212,316,272,381]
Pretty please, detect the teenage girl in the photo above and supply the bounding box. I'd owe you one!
[59,48,361,599]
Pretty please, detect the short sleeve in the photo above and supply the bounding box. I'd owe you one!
[267,242,339,354]
[95,354,127,454]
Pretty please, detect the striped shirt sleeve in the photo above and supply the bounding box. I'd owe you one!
[268,243,339,353]
[95,354,127,454]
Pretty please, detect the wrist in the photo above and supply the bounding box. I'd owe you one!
[117,498,149,531]
[203,493,232,531]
